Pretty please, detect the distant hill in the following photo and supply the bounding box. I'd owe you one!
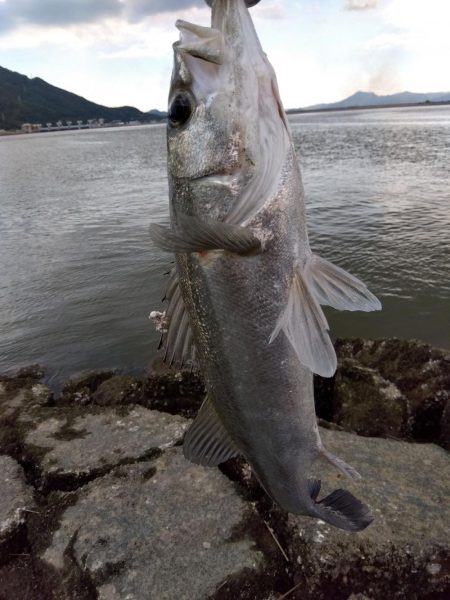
[0,65,166,130]
[300,90,450,112]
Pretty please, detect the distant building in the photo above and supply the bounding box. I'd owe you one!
[21,123,42,133]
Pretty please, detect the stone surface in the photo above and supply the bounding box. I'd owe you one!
[0,456,35,558]
[332,359,409,438]
[23,406,189,490]
[287,427,450,600]
[42,448,264,600]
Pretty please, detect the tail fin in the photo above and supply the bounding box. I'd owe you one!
[308,479,373,532]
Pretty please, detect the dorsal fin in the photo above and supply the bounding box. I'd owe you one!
[156,269,196,369]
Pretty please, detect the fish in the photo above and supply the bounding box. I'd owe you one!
[150,0,381,532]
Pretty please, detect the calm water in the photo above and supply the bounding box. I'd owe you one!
[1,106,449,387]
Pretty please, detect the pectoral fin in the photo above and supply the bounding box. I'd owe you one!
[150,215,261,255]
[183,396,240,467]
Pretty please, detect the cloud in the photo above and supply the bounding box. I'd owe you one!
[126,0,203,21]
[0,0,122,31]
[0,0,208,34]
[345,0,377,10]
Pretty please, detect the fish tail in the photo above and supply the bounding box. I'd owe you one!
[308,479,373,532]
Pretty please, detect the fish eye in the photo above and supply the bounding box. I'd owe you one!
[168,92,195,128]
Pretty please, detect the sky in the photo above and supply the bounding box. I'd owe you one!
[0,0,449,111]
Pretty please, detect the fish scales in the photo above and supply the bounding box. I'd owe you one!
[150,0,381,531]
[176,150,317,506]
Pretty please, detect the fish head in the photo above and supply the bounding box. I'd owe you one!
[167,0,290,223]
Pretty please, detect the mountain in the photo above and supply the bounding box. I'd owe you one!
[0,65,166,130]
[147,108,168,119]
[301,90,450,111]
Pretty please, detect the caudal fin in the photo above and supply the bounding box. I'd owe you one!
[308,479,373,532]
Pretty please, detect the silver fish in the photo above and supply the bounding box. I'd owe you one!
[150,0,381,532]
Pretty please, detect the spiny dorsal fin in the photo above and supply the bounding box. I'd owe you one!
[150,214,261,255]
[183,395,240,467]
[158,269,196,369]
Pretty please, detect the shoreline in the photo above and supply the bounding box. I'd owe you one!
[2,101,449,137]
[0,120,165,137]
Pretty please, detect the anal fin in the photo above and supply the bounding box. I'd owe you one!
[320,447,362,481]
[183,396,240,467]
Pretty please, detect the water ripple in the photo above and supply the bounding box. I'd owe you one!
[0,109,449,385]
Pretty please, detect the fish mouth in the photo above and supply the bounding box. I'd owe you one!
[197,172,238,186]
[188,164,242,187]
[205,0,262,6]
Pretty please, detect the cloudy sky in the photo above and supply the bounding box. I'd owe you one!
[0,0,449,111]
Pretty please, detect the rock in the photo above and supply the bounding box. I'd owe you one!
[0,456,35,562]
[42,448,264,600]
[0,365,44,393]
[0,388,39,456]
[335,338,450,446]
[332,359,409,438]
[92,376,140,406]
[140,370,204,418]
[15,366,45,381]
[60,370,115,405]
[287,427,450,600]
[23,406,189,491]
[29,384,53,406]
